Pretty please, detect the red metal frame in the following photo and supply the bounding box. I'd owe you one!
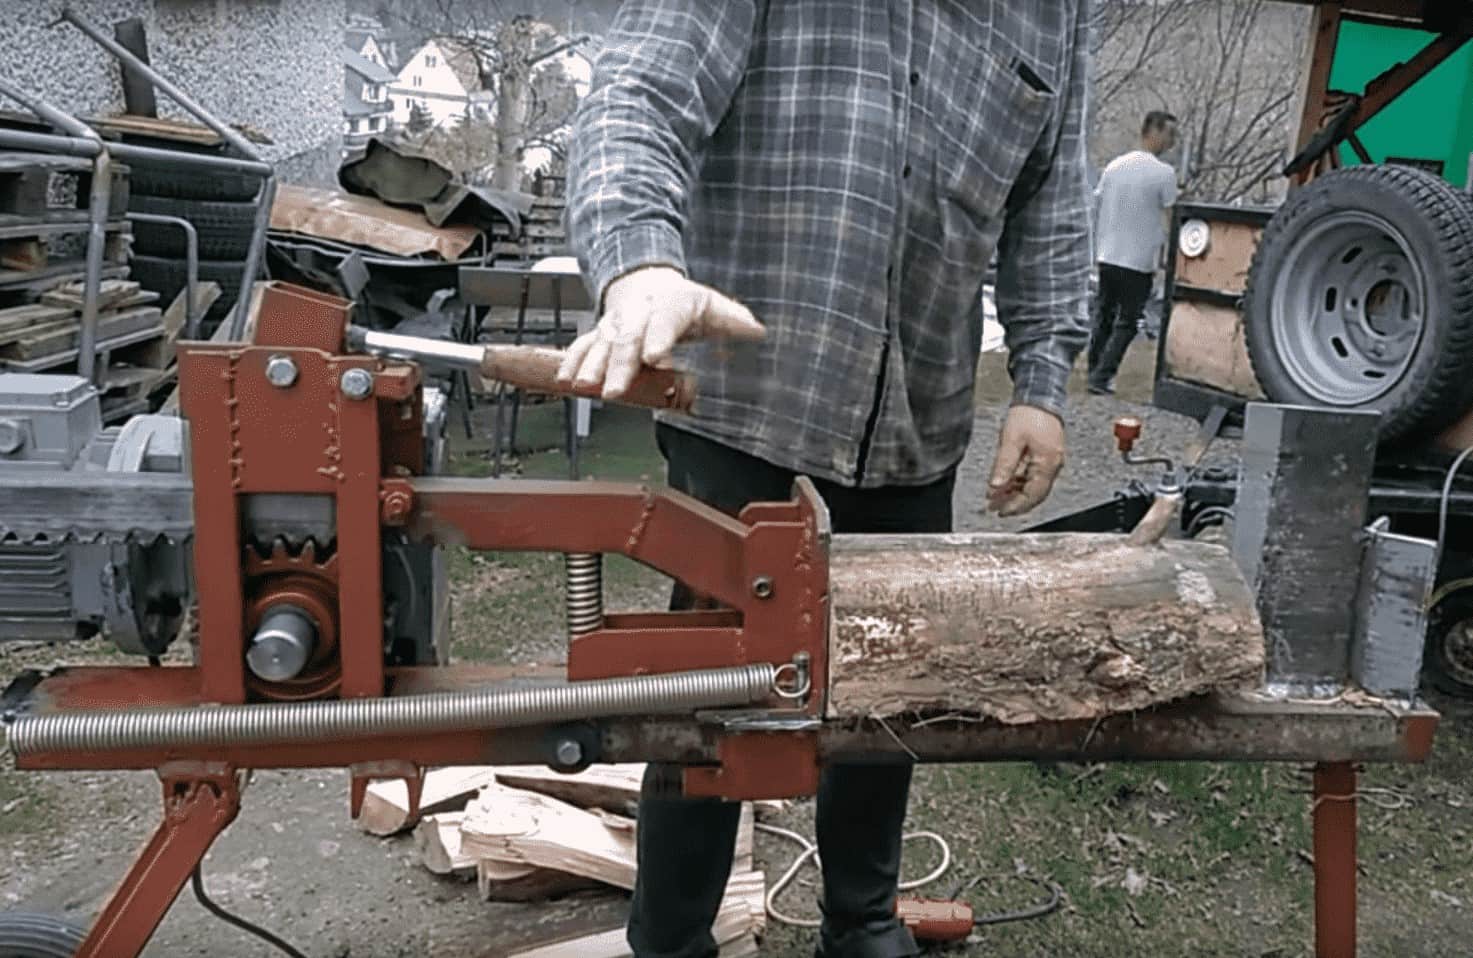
[74,766,240,958]
[31,283,826,957]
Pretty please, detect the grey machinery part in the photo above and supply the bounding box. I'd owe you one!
[0,374,452,666]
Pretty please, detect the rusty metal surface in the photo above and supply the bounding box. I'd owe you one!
[270,184,481,260]
[6,663,1438,769]
[1313,763,1359,958]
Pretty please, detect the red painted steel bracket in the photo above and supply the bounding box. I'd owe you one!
[74,765,241,958]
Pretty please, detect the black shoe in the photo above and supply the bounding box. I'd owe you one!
[1087,383,1114,396]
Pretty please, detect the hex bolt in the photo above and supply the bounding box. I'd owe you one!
[751,576,774,599]
[554,739,584,767]
[265,355,299,389]
[0,419,23,456]
[339,368,374,400]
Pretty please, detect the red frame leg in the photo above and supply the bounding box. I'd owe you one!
[1313,761,1357,958]
[76,767,241,958]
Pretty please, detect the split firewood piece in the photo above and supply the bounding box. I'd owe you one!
[828,532,1265,725]
[414,811,476,878]
[491,763,787,819]
[475,858,601,903]
[357,766,497,837]
[459,781,638,890]
[503,870,766,958]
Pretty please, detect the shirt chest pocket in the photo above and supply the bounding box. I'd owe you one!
[936,48,1057,228]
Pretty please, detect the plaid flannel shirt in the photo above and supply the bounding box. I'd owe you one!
[568,0,1093,487]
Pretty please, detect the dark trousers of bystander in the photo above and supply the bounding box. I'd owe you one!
[1087,262,1154,393]
[626,423,956,958]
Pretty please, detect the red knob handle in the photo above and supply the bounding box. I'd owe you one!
[1113,416,1143,453]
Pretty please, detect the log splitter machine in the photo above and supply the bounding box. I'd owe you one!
[0,283,1442,958]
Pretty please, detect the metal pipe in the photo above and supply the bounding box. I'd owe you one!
[60,7,264,162]
[348,326,487,371]
[228,176,276,340]
[0,75,97,139]
[126,212,200,336]
[0,129,273,177]
[7,664,777,756]
[75,149,112,383]
[565,552,604,637]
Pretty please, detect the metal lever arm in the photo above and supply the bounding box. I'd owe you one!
[348,327,696,412]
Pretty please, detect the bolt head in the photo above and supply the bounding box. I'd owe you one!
[0,419,23,456]
[265,355,299,389]
[751,576,774,599]
[340,368,374,400]
[554,739,584,767]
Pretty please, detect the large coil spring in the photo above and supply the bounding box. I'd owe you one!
[565,552,604,637]
[7,664,777,757]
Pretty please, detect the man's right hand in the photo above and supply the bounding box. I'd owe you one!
[556,266,765,400]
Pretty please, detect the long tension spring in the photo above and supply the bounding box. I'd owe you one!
[7,664,777,756]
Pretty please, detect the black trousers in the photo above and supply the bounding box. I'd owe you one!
[1087,263,1154,389]
[627,424,956,958]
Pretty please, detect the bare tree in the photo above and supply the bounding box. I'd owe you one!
[1090,0,1308,203]
[373,0,592,188]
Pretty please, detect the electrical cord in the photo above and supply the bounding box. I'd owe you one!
[758,824,951,929]
[190,865,308,958]
[949,873,1065,927]
[757,824,1061,931]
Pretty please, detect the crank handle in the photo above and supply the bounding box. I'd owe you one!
[347,327,696,412]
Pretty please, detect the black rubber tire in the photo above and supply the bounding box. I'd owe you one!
[1425,580,1473,699]
[129,254,246,336]
[126,159,264,203]
[0,912,88,957]
[1242,164,1473,442]
[129,195,258,260]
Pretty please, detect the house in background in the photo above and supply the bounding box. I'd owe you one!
[343,46,395,154]
[389,38,491,129]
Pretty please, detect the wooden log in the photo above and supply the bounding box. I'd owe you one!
[827,532,1264,725]
[356,765,497,837]
[1162,301,1264,399]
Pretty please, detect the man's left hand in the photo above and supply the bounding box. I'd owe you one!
[986,405,1066,517]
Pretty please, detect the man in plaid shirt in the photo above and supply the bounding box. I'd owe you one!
[561,3,1093,955]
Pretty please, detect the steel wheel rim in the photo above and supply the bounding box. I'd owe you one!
[1269,209,1427,405]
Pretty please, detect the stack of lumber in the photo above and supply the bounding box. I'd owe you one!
[358,764,776,956]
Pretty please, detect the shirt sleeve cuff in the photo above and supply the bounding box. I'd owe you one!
[1008,358,1072,423]
[585,222,688,311]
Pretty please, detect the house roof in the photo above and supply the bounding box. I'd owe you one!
[343,76,393,117]
[344,47,396,84]
[434,38,487,94]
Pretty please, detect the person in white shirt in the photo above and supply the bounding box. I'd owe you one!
[1088,111,1179,394]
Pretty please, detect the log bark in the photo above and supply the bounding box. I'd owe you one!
[827,532,1264,724]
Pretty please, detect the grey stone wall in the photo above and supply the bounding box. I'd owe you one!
[0,0,344,185]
